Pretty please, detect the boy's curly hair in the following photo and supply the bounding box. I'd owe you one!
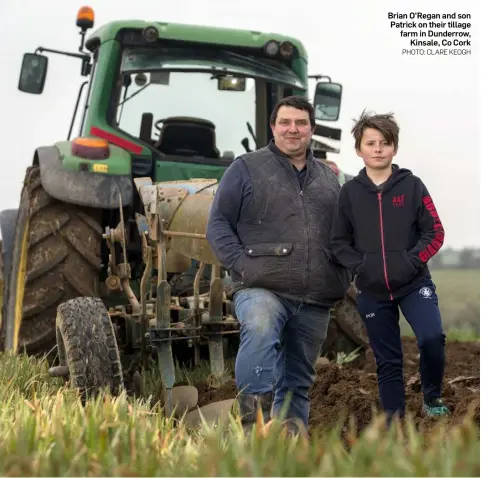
[351,110,400,152]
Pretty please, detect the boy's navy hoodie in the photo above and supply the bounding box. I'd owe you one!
[330,164,444,300]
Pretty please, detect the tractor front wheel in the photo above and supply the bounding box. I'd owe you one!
[55,297,124,400]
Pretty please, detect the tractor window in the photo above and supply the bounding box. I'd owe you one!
[114,71,257,159]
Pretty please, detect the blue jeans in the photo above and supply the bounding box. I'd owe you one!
[233,288,330,428]
[357,277,446,418]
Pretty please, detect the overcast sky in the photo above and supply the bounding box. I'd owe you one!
[0,0,479,248]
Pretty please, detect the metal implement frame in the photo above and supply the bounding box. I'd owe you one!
[103,177,238,416]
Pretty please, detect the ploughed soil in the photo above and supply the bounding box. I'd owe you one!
[195,337,480,435]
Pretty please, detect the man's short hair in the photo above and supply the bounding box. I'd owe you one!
[270,95,316,129]
[351,110,400,151]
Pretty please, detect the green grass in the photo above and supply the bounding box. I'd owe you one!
[401,268,480,340]
[0,351,478,476]
[0,268,478,476]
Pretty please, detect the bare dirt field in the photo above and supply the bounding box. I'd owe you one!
[194,337,480,435]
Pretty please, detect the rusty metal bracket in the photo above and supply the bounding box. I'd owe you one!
[192,262,206,365]
[205,264,225,388]
[154,190,176,417]
[139,236,152,367]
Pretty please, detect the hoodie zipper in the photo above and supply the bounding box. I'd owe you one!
[377,192,393,300]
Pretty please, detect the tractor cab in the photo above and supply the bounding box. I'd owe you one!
[112,65,240,162]
[107,42,299,166]
[17,7,343,172]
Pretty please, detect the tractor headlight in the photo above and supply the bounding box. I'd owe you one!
[263,40,279,57]
[279,41,295,59]
[142,25,159,43]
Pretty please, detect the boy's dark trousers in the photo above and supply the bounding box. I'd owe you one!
[357,277,446,418]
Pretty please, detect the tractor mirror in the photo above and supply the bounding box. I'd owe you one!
[313,82,342,121]
[217,75,246,91]
[18,53,49,94]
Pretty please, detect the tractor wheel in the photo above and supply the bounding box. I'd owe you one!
[0,240,2,333]
[55,297,123,400]
[0,209,19,337]
[1,166,103,356]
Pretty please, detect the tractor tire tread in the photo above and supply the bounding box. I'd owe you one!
[3,166,103,355]
[56,297,123,400]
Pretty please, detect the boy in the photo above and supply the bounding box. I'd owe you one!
[330,110,450,421]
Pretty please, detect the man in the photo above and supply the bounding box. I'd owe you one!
[206,96,351,434]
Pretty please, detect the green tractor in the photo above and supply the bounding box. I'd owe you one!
[0,7,367,407]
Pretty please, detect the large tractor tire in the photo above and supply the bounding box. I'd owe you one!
[1,166,103,356]
[55,297,124,401]
[0,241,2,331]
[0,209,19,285]
[0,209,19,333]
